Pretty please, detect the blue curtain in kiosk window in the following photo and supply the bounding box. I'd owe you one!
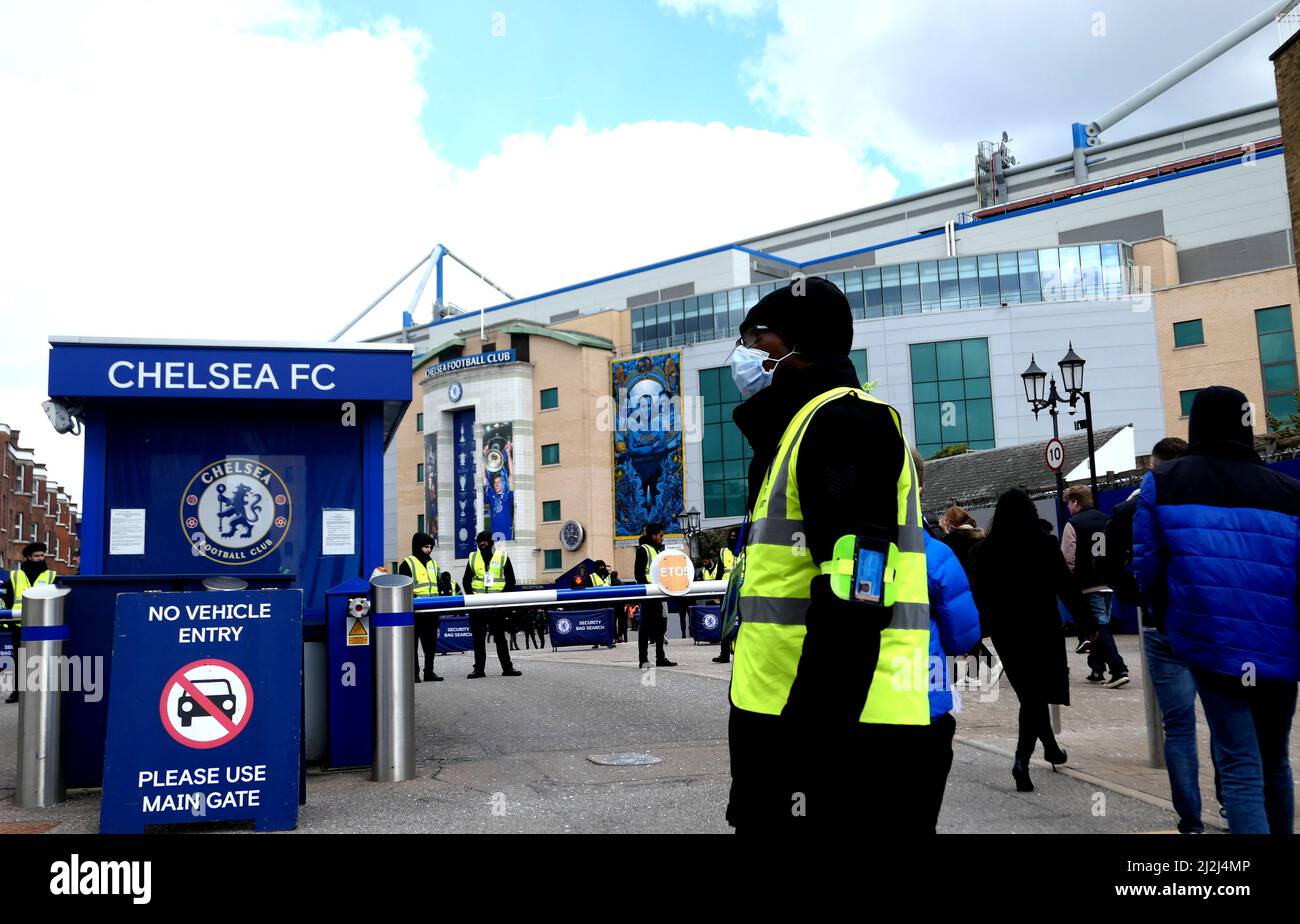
[100,402,364,609]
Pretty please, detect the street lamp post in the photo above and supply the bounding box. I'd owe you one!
[676,506,702,560]
[1021,342,1102,532]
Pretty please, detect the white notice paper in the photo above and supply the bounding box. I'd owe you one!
[109,508,146,556]
[322,509,355,556]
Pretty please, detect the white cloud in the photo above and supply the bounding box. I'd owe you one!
[742,0,1281,187]
[657,0,769,19]
[0,0,896,502]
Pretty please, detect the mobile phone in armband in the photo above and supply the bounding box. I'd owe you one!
[824,531,898,607]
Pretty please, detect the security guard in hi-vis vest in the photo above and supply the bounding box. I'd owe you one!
[399,532,443,683]
[2,542,57,704]
[635,524,676,669]
[462,530,521,679]
[725,277,931,833]
[588,560,612,587]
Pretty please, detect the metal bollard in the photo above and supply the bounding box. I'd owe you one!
[370,573,415,782]
[1137,627,1166,768]
[202,576,248,591]
[17,584,71,808]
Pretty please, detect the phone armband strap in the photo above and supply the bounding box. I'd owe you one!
[821,533,900,606]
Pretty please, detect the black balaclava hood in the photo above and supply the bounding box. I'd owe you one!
[410,532,435,561]
[1188,385,1254,449]
[738,276,853,362]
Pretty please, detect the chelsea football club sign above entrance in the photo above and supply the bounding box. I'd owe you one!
[424,349,516,379]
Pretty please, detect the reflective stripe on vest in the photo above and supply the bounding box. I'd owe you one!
[404,556,439,597]
[12,569,56,616]
[470,549,508,592]
[731,386,930,726]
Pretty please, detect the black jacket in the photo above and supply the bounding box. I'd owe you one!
[1065,507,1110,590]
[726,357,906,828]
[972,533,1090,705]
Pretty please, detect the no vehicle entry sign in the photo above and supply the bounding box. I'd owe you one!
[100,589,302,834]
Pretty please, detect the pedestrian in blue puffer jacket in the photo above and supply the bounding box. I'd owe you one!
[915,450,983,832]
[1134,385,1300,834]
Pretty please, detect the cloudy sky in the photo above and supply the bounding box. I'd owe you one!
[0,0,1284,501]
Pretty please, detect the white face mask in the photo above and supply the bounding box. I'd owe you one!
[729,344,796,398]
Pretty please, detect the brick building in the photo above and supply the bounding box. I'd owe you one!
[1,423,80,577]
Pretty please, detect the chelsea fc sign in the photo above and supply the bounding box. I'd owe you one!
[181,458,292,565]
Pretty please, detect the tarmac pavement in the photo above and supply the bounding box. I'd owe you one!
[0,629,1206,833]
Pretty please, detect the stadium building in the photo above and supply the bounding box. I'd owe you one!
[377,102,1298,581]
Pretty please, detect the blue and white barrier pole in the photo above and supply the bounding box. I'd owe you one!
[410,580,728,613]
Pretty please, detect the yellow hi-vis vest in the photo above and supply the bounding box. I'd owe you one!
[403,555,439,597]
[589,572,610,587]
[11,568,56,618]
[731,386,930,726]
[639,544,658,582]
[469,549,508,593]
[721,547,735,578]
[701,564,718,580]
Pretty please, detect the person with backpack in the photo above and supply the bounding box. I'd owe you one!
[1062,485,1128,688]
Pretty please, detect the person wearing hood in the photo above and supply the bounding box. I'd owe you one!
[462,530,521,679]
[1135,385,1300,834]
[2,542,56,704]
[399,532,443,682]
[725,276,931,832]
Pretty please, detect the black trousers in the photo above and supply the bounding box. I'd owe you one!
[921,714,956,833]
[414,613,440,674]
[637,601,666,665]
[471,610,514,673]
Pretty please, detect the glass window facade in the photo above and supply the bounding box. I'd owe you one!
[1179,389,1202,417]
[417,514,425,534]
[1173,319,1204,348]
[1257,306,1299,422]
[698,349,867,519]
[416,413,423,431]
[544,549,562,570]
[540,387,559,410]
[542,500,561,522]
[629,243,1134,352]
[416,462,424,483]
[910,338,994,458]
[541,443,560,466]
[699,366,751,519]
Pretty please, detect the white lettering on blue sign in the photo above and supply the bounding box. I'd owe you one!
[107,361,336,392]
[425,350,516,379]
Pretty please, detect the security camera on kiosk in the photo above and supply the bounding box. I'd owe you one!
[42,398,82,435]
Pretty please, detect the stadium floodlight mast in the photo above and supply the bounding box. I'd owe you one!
[1021,344,1101,531]
[1066,0,1296,182]
[329,244,515,343]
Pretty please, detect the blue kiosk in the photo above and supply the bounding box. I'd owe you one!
[45,336,412,787]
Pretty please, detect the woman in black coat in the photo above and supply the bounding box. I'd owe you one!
[972,489,1091,793]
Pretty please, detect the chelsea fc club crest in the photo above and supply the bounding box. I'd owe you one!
[181,458,292,565]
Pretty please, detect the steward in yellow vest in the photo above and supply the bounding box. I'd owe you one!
[462,531,520,679]
[588,561,612,587]
[725,277,930,833]
[4,542,56,704]
[399,531,443,682]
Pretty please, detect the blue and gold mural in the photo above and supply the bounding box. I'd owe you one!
[612,351,684,541]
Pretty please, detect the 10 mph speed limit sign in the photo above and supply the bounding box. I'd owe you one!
[1045,437,1065,472]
